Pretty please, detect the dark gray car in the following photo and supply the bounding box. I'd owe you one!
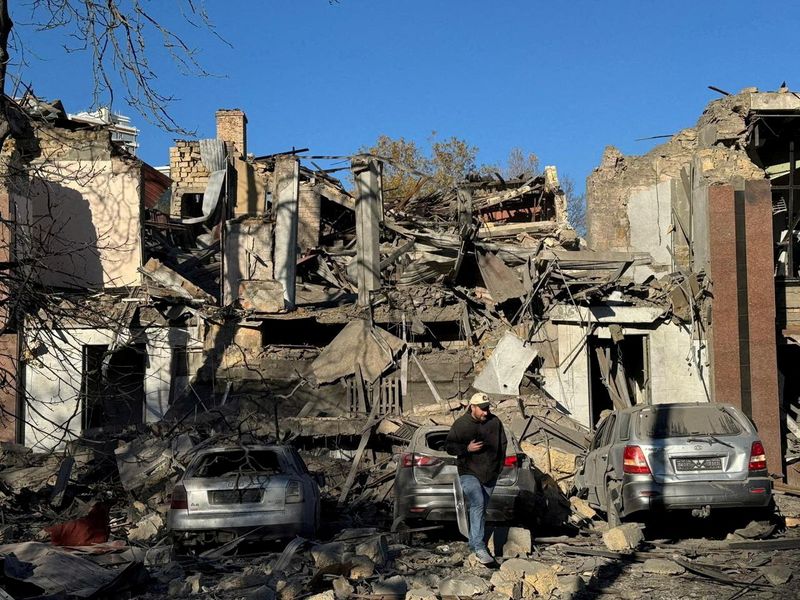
[168,445,320,545]
[574,402,773,525]
[393,425,536,526]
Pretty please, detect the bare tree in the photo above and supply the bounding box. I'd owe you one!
[561,175,586,238]
[0,0,223,444]
[3,0,225,135]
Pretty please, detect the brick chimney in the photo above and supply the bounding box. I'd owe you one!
[215,109,247,157]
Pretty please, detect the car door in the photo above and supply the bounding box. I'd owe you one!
[594,414,617,510]
[583,418,609,506]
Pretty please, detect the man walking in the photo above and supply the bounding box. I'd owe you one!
[446,392,507,564]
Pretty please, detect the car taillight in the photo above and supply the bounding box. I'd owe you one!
[623,445,651,475]
[504,455,518,467]
[400,453,442,468]
[749,441,767,472]
[170,484,188,510]
[286,480,303,503]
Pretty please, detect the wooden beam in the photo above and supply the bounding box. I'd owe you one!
[50,456,75,508]
[474,180,540,211]
[319,180,355,210]
[476,221,557,239]
[338,382,381,507]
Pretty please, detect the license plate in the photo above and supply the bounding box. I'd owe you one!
[675,457,722,471]
[208,489,263,504]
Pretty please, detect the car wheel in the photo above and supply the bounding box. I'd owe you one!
[300,502,320,539]
[391,516,413,546]
[753,497,777,524]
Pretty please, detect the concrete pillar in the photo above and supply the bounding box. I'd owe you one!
[273,156,299,309]
[544,165,567,224]
[706,184,742,409]
[0,180,19,442]
[0,334,18,442]
[353,157,381,306]
[743,179,782,476]
[707,181,782,475]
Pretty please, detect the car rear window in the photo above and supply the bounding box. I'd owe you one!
[425,432,448,451]
[637,405,742,439]
[192,450,284,477]
[423,429,517,453]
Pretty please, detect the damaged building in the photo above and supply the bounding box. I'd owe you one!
[0,87,798,490]
[0,98,197,450]
[0,101,587,453]
[586,85,800,484]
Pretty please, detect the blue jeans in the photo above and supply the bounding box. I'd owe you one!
[460,474,496,552]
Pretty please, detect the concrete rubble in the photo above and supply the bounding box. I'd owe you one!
[0,429,799,598]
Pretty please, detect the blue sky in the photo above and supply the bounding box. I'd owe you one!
[9,1,800,193]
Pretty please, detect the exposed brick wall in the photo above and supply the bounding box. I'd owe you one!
[298,183,321,253]
[216,109,247,157]
[32,125,113,161]
[169,141,209,216]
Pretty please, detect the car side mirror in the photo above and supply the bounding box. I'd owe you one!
[312,473,326,488]
[575,455,586,471]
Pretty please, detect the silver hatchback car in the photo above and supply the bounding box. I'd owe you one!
[393,425,537,526]
[168,445,320,545]
[574,402,773,525]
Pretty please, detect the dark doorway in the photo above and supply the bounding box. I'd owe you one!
[748,115,800,278]
[82,344,146,430]
[778,343,800,459]
[588,334,650,426]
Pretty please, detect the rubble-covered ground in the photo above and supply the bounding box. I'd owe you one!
[1,403,799,600]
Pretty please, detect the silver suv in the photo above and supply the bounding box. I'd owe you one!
[574,402,773,525]
[392,425,537,526]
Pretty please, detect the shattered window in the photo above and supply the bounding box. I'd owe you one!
[191,450,284,477]
[637,406,742,439]
[424,432,449,452]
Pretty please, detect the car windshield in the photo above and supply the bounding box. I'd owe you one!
[191,450,284,477]
[637,406,742,439]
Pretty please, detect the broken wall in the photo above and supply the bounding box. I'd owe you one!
[232,156,268,216]
[223,218,277,309]
[23,325,198,451]
[542,318,709,428]
[10,128,143,290]
[585,89,784,473]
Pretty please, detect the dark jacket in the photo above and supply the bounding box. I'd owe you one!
[445,411,507,484]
